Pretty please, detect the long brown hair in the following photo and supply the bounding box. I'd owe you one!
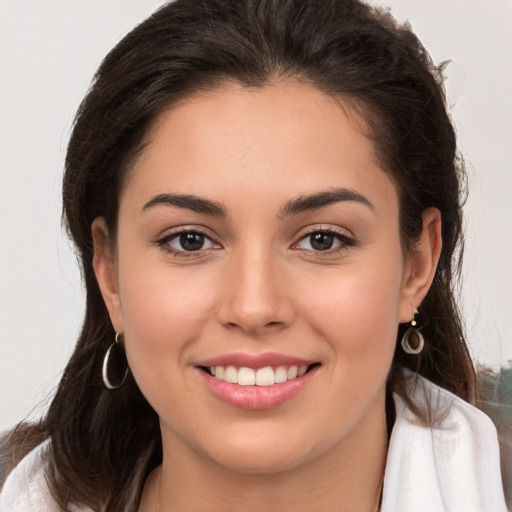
[5,0,476,509]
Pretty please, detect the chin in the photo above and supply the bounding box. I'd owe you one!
[216,450,306,475]
[203,429,320,475]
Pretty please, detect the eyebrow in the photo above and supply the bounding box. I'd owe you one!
[142,188,373,219]
[142,193,227,217]
[278,188,374,219]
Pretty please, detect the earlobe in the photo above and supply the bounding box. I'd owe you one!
[398,207,442,323]
[91,217,124,332]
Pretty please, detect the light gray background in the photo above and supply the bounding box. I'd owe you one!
[1,0,511,432]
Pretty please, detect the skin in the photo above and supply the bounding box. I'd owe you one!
[92,82,441,511]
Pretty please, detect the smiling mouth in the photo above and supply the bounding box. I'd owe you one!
[199,363,320,387]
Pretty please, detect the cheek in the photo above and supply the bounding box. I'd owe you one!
[296,257,403,364]
[122,276,205,337]
[116,259,217,386]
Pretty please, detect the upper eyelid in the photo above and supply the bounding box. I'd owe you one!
[157,225,219,241]
[292,226,357,251]
[156,228,222,258]
[294,224,354,240]
[155,227,222,254]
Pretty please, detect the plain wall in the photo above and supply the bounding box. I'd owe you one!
[1,0,511,432]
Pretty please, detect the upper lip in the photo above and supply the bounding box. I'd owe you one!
[196,352,317,369]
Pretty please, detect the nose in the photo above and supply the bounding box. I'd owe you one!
[217,245,295,335]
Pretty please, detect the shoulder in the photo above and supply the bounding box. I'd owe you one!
[381,371,508,512]
[0,439,61,512]
[0,440,91,512]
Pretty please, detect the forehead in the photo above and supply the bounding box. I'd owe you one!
[123,82,398,214]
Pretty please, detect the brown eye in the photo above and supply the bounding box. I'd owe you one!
[158,230,219,255]
[295,229,355,253]
[309,232,335,251]
[179,232,205,251]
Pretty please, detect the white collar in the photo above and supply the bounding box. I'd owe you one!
[382,372,507,511]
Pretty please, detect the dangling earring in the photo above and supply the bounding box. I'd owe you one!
[102,332,129,389]
[401,308,424,355]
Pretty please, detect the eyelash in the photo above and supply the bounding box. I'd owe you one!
[294,227,356,254]
[156,228,220,258]
[156,226,356,258]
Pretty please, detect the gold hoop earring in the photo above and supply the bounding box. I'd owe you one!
[401,309,424,355]
[102,332,129,390]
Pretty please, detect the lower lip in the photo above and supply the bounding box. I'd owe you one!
[198,367,318,410]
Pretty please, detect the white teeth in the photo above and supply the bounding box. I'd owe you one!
[208,363,314,386]
[224,366,238,383]
[255,367,275,386]
[287,366,298,379]
[238,367,256,385]
[274,366,288,383]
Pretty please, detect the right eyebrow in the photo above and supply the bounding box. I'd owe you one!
[278,187,374,219]
[142,193,228,217]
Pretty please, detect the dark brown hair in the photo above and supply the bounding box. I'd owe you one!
[4,0,476,509]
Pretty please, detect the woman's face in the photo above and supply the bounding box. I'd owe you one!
[94,82,437,474]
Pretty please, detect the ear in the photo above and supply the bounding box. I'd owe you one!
[398,207,442,323]
[91,217,124,333]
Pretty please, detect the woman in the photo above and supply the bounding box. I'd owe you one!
[0,0,507,510]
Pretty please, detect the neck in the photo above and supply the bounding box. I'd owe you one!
[139,394,388,512]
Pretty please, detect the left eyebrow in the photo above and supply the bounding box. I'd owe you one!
[142,193,227,217]
[278,188,374,219]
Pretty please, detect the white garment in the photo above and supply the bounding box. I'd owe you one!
[381,373,507,512]
[0,438,90,512]
[0,374,507,512]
